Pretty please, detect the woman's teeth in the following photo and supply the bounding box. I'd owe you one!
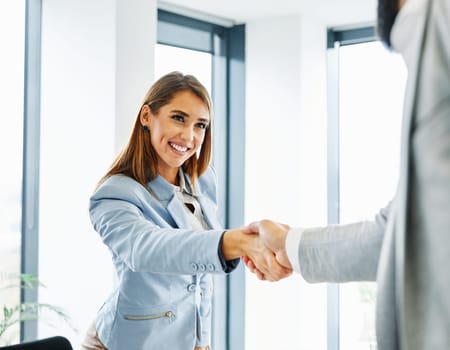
[170,142,188,152]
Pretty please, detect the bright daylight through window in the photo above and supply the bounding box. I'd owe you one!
[338,40,406,350]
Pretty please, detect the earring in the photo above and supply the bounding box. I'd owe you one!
[142,125,149,132]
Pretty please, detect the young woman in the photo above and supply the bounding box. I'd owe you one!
[81,72,290,350]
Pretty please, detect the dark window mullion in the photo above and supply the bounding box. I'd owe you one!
[327,27,376,48]
[157,9,225,54]
[21,0,42,342]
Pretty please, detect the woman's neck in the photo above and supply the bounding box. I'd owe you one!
[158,168,180,186]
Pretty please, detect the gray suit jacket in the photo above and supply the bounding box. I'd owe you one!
[296,0,450,348]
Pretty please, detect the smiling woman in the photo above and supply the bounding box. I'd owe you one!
[82,71,290,350]
[139,90,210,184]
[97,72,213,190]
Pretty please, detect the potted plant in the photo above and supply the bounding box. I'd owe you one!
[0,274,77,346]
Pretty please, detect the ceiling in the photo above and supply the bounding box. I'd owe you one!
[158,0,378,28]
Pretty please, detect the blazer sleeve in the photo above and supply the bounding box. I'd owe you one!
[89,176,227,275]
[297,203,391,283]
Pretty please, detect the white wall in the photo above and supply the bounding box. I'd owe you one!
[115,0,156,153]
[245,15,329,350]
[39,0,155,347]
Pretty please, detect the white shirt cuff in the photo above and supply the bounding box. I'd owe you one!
[285,227,305,274]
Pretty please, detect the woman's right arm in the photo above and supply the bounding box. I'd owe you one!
[90,176,290,280]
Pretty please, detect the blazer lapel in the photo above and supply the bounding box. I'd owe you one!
[197,195,222,230]
[167,196,193,229]
[391,0,432,347]
[148,171,222,230]
[166,193,222,230]
[148,175,192,229]
[183,171,223,230]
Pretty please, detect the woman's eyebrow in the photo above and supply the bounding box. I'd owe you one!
[170,109,189,116]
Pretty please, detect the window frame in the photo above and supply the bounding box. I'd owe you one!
[21,0,42,342]
[326,26,377,350]
[157,9,246,350]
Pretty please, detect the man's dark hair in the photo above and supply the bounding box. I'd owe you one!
[377,0,400,48]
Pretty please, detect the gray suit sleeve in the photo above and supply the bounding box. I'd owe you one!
[298,204,391,283]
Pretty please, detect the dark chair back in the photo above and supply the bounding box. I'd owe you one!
[0,336,73,350]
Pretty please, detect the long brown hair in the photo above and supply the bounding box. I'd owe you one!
[98,71,213,189]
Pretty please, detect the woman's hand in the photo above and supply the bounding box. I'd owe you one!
[241,220,293,280]
[222,229,292,281]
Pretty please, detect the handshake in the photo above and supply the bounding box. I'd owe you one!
[222,220,294,281]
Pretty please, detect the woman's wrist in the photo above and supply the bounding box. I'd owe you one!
[221,229,248,260]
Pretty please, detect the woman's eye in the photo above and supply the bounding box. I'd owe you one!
[172,114,184,122]
[196,123,208,130]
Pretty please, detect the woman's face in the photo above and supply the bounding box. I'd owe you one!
[146,90,209,184]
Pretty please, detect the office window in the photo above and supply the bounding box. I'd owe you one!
[155,44,212,91]
[156,9,245,350]
[0,0,26,345]
[328,33,407,350]
[156,10,229,223]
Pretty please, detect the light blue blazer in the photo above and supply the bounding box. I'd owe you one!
[89,167,230,350]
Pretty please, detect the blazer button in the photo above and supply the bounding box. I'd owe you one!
[187,283,196,292]
[191,263,198,271]
[207,263,215,271]
[198,264,206,272]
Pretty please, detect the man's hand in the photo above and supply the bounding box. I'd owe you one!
[242,220,292,279]
[222,228,292,281]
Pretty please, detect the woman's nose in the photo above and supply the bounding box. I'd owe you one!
[180,125,195,141]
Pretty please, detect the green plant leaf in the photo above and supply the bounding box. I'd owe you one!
[0,274,77,343]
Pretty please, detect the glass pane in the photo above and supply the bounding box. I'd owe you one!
[338,41,406,350]
[0,0,26,345]
[154,44,212,93]
[155,43,227,348]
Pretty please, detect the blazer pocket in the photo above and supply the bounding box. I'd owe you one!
[120,304,176,324]
[113,304,178,347]
[124,311,174,321]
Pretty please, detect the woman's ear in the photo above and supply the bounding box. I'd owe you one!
[140,104,152,127]
[139,105,155,130]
